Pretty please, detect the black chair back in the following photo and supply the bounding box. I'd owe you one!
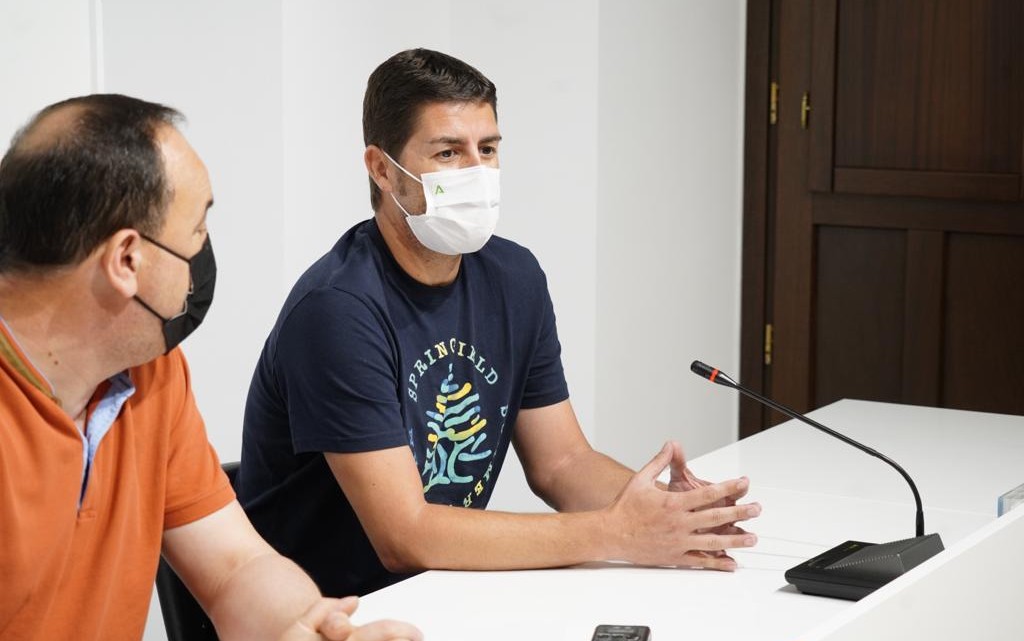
[155,461,240,641]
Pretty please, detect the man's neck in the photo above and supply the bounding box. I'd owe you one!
[0,273,119,422]
[375,210,462,286]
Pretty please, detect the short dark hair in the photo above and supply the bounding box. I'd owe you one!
[363,48,498,211]
[0,94,182,273]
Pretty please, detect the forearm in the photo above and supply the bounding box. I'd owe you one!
[331,435,757,576]
[534,448,634,512]
[384,467,758,574]
[206,552,323,641]
[381,503,618,572]
[513,400,634,512]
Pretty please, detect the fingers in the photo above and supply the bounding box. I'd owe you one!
[349,620,424,641]
[317,597,362,639]
[616,457,761,569]
[285,598,357,640]
[672,468,746,510]
[667,441,689,485]
[677,551,739,572]
[636,441,674,484]
[661,445,746,509]
[336,596,359,616]
[697,524,749,537]
[672,529,755,570]
[677,477,750,511]
[691,530,757,552]
[302,598,422,641]
[318,598,359,640]
[723,476,750,503]
[682,464,707,488]
[691,502,761,531]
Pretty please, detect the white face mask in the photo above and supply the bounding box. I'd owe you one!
[384,151,500,255]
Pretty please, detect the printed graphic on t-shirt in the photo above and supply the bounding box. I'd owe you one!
[405,337,508,508]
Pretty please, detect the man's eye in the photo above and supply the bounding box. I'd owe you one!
[438,149,455,159]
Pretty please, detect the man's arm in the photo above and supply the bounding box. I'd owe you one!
[512,399,637,512]
[515,399,750,562]
[513,400,748,509]
[327,437,758,574]
[162,500,421,641]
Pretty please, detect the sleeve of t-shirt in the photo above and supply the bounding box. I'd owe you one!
[274,287,408,454]
[519,268,570,410]
[163,349,234,530]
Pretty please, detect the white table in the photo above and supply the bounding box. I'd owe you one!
[355,400,1024,640]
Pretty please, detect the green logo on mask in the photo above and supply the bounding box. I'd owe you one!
[434,185,445,195]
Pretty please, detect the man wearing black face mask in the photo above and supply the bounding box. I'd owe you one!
[132,233,216,352]
[0,95,420,641]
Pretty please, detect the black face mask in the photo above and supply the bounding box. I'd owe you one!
[134,234,217,353]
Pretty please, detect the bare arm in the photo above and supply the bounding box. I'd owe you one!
[162,501,421,641]
[328,434,758,574]
[514,401,748,507]
[513,399,635,512]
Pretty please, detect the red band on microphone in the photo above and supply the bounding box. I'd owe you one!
[710,369,719,383]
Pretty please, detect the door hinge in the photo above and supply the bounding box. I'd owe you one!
[800,92,811,129]
[764,323,774,365]
[769,81,779,125]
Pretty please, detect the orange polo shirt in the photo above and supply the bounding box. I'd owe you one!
[0,322,234,640]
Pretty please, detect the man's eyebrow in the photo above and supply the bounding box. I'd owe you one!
[427,136,465,145]
[426,134,503,145]
[194,198,213,231]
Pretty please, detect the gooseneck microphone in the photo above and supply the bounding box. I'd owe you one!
[690,359,944,601]
[690,360,925,537]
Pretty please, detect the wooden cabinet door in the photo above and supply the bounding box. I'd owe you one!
[741,0,1024,435]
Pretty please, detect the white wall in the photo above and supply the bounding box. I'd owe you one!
[0,2,745,639]
[0,0,95,144]
[100,0,286,460]
[596,0,747,469]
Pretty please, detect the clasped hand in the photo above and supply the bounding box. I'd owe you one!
[607,441,760,571]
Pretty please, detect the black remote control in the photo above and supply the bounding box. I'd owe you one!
[591,624,651,641]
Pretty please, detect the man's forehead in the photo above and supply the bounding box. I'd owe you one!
[410,101,498,140]
[158,126,211,190]
[156,124,194,163]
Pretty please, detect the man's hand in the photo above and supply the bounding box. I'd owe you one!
[605,442,761,571]
[666,441,746,502]
[665,440,753,561]
[278,596,422,641]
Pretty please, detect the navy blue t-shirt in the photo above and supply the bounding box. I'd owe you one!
[237,219,569,597]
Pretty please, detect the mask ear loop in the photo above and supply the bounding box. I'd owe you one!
[136,233,193,319]
[390,192,415,218]
[381,150,423,184]
[381,150,425,218]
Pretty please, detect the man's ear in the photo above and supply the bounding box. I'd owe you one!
[101,229,144,299]
[365,145,395,194]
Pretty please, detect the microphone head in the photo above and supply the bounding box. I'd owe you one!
[690,360,737,387]
[690,360,716,379]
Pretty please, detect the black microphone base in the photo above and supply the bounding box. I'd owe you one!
[784,533,944,601]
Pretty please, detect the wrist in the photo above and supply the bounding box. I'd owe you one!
[578,504,622,563]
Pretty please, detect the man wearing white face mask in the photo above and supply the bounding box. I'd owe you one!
[238,48,761,599]
[384,150,500,256]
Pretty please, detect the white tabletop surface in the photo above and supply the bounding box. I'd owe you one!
[354,399,1024,640]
